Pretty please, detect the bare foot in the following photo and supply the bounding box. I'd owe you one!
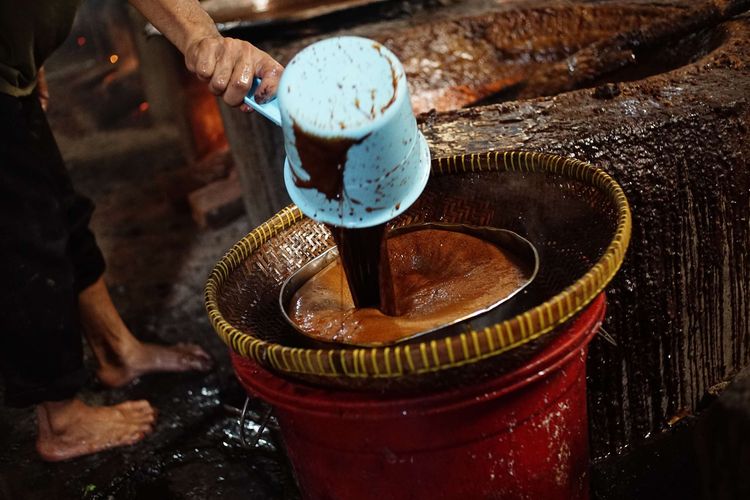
[96,341,214,388]
[78,277,214,387]
[36,398,157,462]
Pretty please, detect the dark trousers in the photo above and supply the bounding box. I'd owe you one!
[0,92,105,407]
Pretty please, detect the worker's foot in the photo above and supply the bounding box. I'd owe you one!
[79,277,214,388]
[95,340,214,388]
[36,398,156,462]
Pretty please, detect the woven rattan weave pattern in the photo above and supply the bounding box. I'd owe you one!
[205,151,631,390]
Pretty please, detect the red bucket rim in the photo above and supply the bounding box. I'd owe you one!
[233,293,605,418]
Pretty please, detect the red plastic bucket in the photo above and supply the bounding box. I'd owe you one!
[232,293,605,500]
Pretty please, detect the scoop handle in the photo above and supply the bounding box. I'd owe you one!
[243,77,282,126]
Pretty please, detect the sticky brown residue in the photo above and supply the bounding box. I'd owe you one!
[291,122,369,201]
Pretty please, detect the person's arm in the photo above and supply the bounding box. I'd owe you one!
[128,0,283,108]
[37,67,50,111]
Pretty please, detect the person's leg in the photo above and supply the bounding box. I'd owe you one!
[34,89,213,386]
[78,277,213,388]
[35,398,156,462]
[0,92,155,461]
[0,96,86,410]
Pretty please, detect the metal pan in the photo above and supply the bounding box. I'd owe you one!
[279,223,539,347]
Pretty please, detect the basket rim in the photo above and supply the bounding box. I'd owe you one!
[204,150,632,380]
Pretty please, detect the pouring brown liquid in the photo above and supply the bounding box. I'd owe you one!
[292,122,384,308]
[330,224,387,309]
[288,228,529,345]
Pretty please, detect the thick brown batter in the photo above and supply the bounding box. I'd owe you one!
[288,228,529,345]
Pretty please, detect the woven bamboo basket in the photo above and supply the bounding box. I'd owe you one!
[205,151,631,391]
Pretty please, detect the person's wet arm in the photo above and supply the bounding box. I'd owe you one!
[128,0,283,108]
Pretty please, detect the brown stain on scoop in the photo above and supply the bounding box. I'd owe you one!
[382,61,399,114]
[291,122,370,201]
[372,42,399,115]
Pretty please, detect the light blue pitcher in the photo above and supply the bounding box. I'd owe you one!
[245,36,431,228]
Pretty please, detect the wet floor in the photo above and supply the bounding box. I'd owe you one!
[0,129,299,499]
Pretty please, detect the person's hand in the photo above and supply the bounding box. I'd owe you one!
[185,35,283,111]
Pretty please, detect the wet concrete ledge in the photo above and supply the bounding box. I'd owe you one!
[592,366,750,500]
[421,13,750,460]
